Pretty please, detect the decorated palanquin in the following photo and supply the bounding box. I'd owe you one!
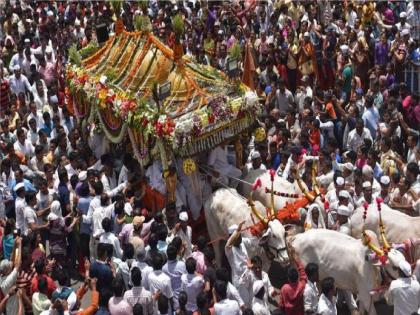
[66,30,261,169]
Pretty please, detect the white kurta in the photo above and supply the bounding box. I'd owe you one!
[317,294,337,315]
[388,277,420,315]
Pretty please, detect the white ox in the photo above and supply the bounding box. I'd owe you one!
[204,188,289,271]
[350,203,420,244]
[240,170,301,209]
[291,229,405,315]
[240,170,325,216]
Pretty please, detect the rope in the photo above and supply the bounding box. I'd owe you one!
[207,224,255,245]
[197,164,249,202]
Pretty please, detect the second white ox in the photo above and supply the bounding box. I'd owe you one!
[350,203,420,243]
[291,229,404,315]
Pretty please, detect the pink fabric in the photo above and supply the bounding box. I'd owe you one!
[403,95,412,108]
[189,251,207,275]
[108,297,133,315]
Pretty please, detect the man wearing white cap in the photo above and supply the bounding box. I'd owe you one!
[171,211,193,257]
[208,142,242,189]
[8,63,32,98]
[362,164,381,195]
[325,176,345,209]
[245,151,267,173]
[251,280,270,315]
[336,205,352,235]
[241,255,274,307]
[225,221,251,304]
[376,175,391,204]
[396,12,412,33]
[361,181,374,206]
[73,19,86,42]
[338,190,354,213]
[387,260,420,315]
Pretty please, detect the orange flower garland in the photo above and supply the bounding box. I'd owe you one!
[83,37,115,69]
[121,36,152,89]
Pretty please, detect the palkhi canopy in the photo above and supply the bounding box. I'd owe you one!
[66,30,260,166]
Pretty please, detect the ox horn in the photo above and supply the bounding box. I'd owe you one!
[377,200,391,251]
[248,192,268,225]
[295,171,315,202]
[362,230,385,257]
[269,171,275,218]
[311,162,321,196]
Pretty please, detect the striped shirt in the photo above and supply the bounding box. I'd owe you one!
[123,286,154,315]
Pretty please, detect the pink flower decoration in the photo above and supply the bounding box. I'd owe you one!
[379,255,387,266]
[363,202,369,210]
[269,169,276,181]
[376,197,383,204]
[252,178,262,191]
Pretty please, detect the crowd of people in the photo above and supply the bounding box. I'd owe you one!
[0,0,419,315]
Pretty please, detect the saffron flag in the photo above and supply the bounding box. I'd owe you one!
[241,40,256,90]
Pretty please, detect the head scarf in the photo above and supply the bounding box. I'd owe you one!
[48,200,63,221]
[304,204,326,230]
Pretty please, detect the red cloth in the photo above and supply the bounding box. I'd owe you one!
[279,261,307,315]
[0,79,10,110]
[309,129,321,148]
[31,274,58,298]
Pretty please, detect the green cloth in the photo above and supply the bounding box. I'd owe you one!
[342,65,353,96]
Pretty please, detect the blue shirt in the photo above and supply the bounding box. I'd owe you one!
[78,196,92,235]
[270,153,281,171]
[40,123,53,137]
[2,234,14,260]
[57,182,70,214]
[89,260,113,291]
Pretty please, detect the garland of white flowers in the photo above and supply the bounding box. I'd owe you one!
[127,127,148,168]
[94,103,128,143]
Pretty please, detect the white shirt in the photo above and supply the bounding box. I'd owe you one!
[23,206,37,236]
[180,273,205,312]
[275,88,294,113]
[208,146,233,176]
[240,269,273,306]
[346,128,373,152]
[83,195,100,224]
[173,226,193,257]
[317,294,337,315]
[338,221,351,236]
[147,270,174,299]
[252,297,270,315]
[8,73,31,96]
[145,161,166,194]
[388,277,420,315]
[131,261,153,289]
[92,204,114,238]
[118,165,129,185]
[100,232,123,259]
[214,299,241,315]
[225,238,251,285]
[162,259,187,307]
[14,139,34,158]
[362,107,379,139]
[15,196,27,231]
[226,282,244,308]
[31,80,49,111]
[304,280,319,313]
